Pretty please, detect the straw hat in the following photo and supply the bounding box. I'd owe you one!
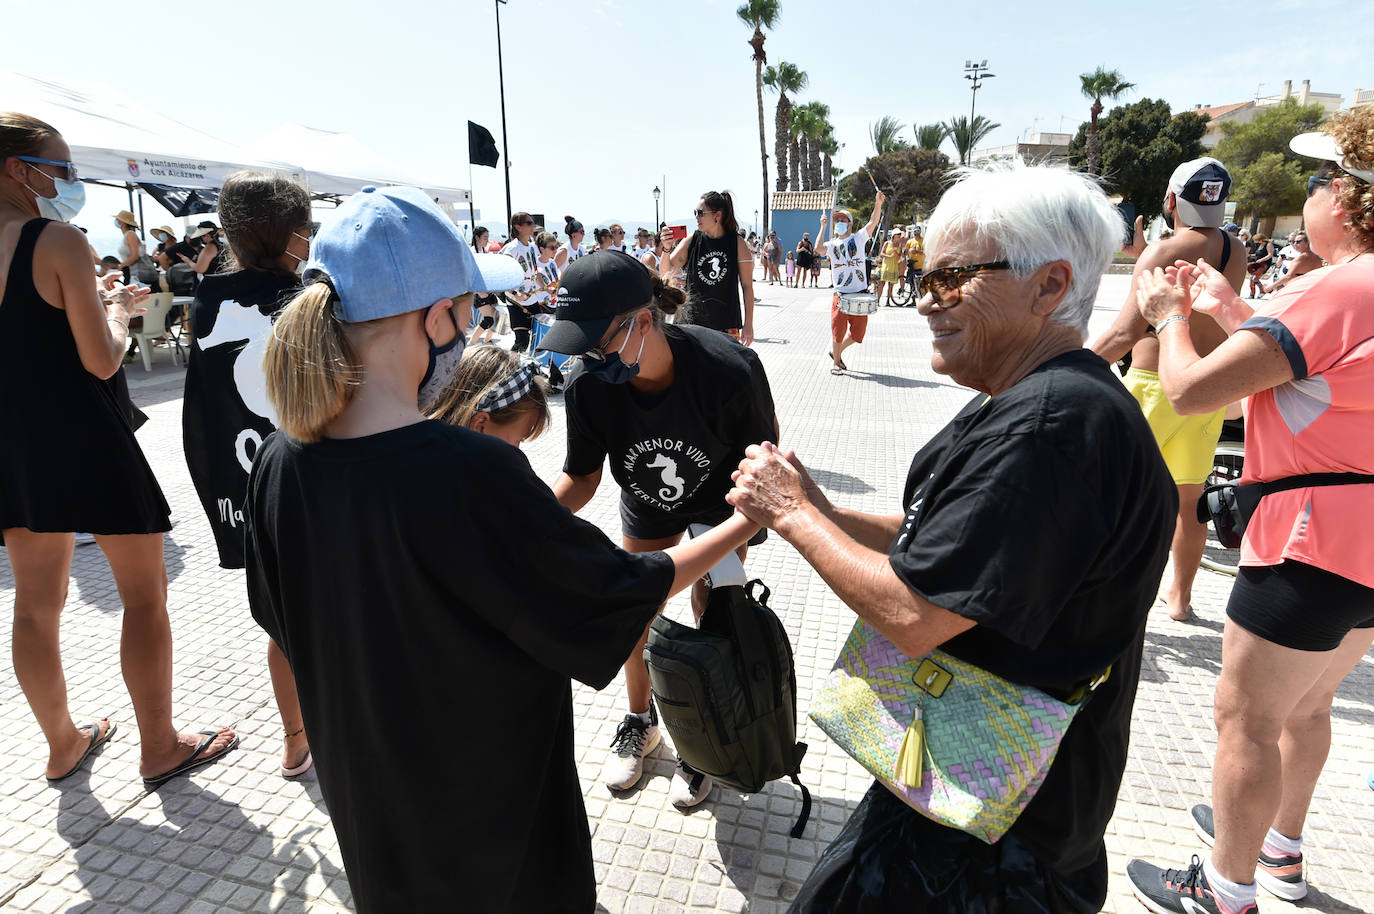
[153,225,178,242]
[115,210,139,228]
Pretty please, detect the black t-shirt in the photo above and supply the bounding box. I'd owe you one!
[887,349,1176,882]
[563,324,776,519]
[183,269,299,568]
[163,240,198,265]
[681,230,742,331]
[244,421,673,913]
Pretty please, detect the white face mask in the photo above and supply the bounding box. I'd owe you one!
[835,220,851,236]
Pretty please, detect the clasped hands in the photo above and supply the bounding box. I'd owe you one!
[727,441,827,532]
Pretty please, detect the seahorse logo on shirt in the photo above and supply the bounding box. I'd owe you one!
[697,251,728,284]
[646,453,685,501]
[197,300,277,471]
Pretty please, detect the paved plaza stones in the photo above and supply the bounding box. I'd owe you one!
[1,275,1371,913]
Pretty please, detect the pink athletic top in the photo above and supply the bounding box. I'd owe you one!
[1238,255,1374,587]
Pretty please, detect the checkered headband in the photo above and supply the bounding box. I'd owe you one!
[475,360,540,414]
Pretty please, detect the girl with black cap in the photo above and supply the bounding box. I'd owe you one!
[248,187,756,914]
[538,250,779,811]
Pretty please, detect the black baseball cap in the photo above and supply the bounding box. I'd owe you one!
[537,250,654,355]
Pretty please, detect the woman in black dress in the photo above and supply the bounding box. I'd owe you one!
[0,113,237,786]
[796,234,816,289]
[182,171,313,777]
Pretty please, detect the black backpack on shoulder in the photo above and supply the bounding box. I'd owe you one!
[644,578,812,837]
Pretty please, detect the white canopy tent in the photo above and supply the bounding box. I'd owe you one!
[1,70,297,189]
[248,124,471,205]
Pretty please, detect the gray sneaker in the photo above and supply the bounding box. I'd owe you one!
[1191,804,1306,900]
[602,710,660,791]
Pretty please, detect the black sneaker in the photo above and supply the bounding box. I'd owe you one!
[1191,805,1306,900]
[1128,855,1259,914]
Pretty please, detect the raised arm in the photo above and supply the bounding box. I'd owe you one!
[863,190,885,238]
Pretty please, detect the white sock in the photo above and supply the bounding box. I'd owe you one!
[1204,856,1257,912]
[1263,827,1302,856]
[633,708,653,725]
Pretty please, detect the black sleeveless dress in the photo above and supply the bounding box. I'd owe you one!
[680,230,742,332]
[0,219,171,540]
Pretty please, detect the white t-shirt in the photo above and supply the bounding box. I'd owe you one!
[825,227,871,293]
[501,239,540,295]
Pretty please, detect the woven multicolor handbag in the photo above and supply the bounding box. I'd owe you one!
[810,619,1108,844]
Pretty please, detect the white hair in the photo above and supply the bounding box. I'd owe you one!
[924,160,1124,339]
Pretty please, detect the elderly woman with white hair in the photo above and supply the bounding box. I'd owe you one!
[729,163,1177,912]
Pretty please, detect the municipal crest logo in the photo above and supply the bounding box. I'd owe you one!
[1199,180,1224,203]
[127,159,140,178]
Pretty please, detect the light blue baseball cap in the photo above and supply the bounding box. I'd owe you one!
[303,185,524,323]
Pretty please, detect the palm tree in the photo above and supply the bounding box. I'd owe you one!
[820,131,840,189]
[943,114,1000,165]
[738,0,780,231]
[794,102,829,191]
[1079,66,1135,175]
[763,61,807,192]
[914,122,948,151]
[796,103,813,188]
[868,115,907,155]
[789,132,802,191]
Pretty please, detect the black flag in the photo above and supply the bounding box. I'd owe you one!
[468,121,500,168]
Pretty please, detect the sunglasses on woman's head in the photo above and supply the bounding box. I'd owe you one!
[1306,175,1333,197]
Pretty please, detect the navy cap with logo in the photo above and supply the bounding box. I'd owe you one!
[1168,157,1232,228]
[537,250,654,355]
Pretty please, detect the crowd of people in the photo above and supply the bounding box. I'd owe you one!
[3,102,1373,914]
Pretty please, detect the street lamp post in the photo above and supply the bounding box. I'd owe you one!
[964,59,995,125]
[754,209,759,236]
[653,186,661,232]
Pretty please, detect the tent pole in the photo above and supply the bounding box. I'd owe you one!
[136,192,146,239]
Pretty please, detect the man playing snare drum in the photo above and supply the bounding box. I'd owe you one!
[817,190,884,374]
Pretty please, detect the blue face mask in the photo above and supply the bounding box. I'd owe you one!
[23,169,86,223]
[418,308,467,410]
[583,319,645,385]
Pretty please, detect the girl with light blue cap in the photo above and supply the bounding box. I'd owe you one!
[247,185,758,913]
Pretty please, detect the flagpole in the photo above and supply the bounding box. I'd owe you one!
[468,161,477,241]
[495,0,513,231]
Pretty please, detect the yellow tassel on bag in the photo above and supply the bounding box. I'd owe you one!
[894,710,925,788]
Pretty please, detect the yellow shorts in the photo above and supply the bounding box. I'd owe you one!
[1123,368,1226,485]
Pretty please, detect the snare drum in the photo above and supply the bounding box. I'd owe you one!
[836,292,879,316]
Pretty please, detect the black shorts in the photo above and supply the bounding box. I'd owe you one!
[1226,560,1374,652]
[619,494,767,546]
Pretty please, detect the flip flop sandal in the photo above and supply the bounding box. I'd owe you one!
[281,749,314,779]
[47,720,117,784]
[142,730,240,790]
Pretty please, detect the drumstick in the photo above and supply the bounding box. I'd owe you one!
[867,170,880,193]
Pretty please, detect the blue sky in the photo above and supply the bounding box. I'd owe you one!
[7,0,1369,253]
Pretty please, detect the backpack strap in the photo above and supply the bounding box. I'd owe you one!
[788,749,813,838]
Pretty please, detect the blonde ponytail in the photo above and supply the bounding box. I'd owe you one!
[264,283,360,443]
